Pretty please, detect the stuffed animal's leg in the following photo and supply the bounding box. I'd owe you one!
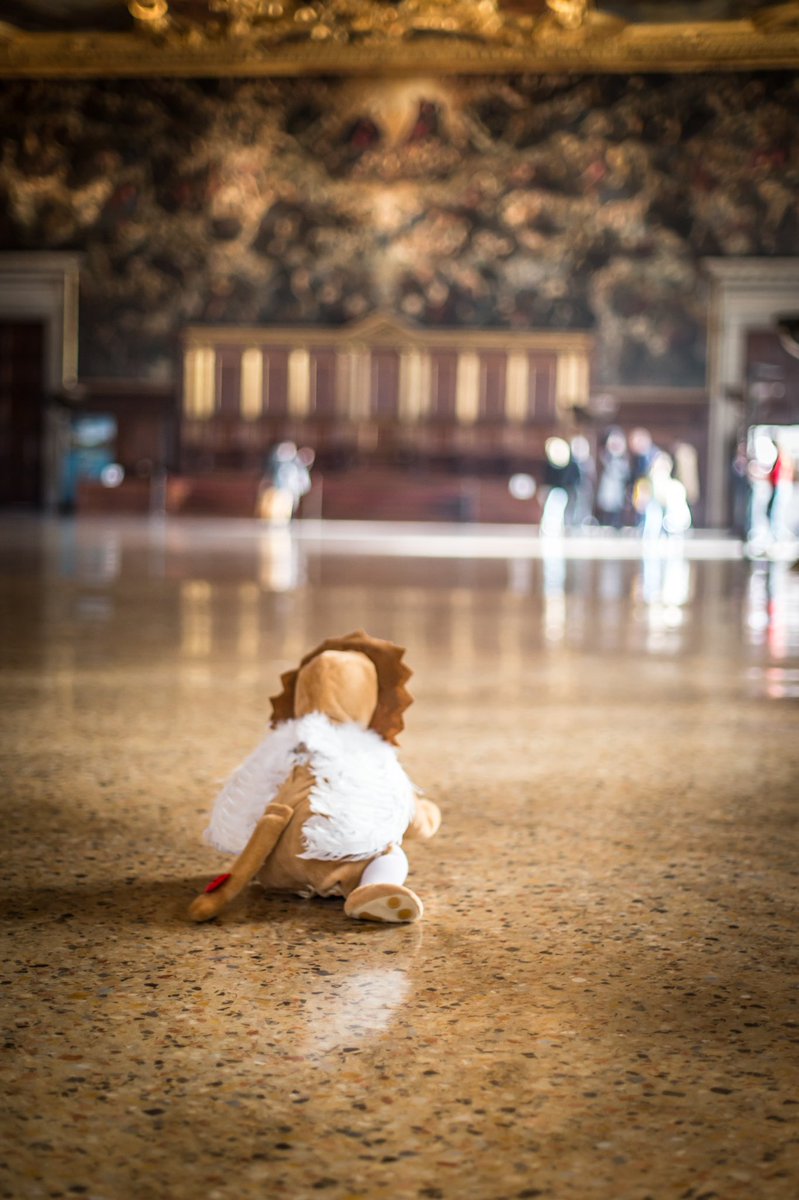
[344,846,424,924]
[360,845,409,888]
[188,766,313,922]
[404,797,442,841]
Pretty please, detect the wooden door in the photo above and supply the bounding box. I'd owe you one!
[0,322,45,507]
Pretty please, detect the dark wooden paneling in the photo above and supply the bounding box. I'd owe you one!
[216,347,242,417]
[0,321,45,507]
[265,348,289,415]
[746,329,799,424]
[81,379,178,473]
[479,352,506,421]
[311,348,337,417]
[530,353,557,421]
[431,350,457,420]
[371,349,400,418]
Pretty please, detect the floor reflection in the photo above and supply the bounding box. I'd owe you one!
[746,560,799,657]
[293,963,415,1060]
[3,517,798,690]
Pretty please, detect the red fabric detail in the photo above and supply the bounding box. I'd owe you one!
[204,873,232,894]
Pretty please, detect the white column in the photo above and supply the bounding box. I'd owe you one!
[456,351,480,424]
[240,348,264,420]
[287,347,311,418]
[555,350,589,411]
[346,347,372,420]
[505,351,530,423]
[417,351,432,417]
[184,347,216,418]
[334,349,351,417]
[399,348,432,421]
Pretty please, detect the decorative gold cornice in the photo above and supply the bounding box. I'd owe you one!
[133,1,597,46]
[182,314,596,353]
[1,1,799,76]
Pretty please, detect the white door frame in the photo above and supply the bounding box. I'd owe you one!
[704,258,799,527]
[0,251,81,392]
[0,253,82,509]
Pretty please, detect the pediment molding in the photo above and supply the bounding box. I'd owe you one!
[182,314,595,352]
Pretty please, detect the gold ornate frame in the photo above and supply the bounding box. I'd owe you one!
[2,1,799,77]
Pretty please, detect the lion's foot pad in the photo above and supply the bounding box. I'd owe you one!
[344,883,423,924]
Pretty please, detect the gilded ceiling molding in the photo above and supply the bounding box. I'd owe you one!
[126,1,597,44]
[1,1,799,76]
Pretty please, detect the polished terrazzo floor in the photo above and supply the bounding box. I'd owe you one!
[1,516,798,1200]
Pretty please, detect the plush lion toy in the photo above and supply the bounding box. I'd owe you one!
[188,631,441,925]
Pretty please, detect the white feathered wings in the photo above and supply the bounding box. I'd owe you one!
[205,712,418,862]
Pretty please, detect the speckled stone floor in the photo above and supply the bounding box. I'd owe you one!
[1,517,798,1200]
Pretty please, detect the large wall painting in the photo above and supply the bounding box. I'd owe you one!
[0,71,796,386]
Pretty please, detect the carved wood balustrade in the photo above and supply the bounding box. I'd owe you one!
[180,314,594,471]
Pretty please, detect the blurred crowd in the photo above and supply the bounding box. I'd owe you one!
[258,428,799,544]
[732,431,797,549]
[538,427,699,538]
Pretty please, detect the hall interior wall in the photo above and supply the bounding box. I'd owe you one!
[1,72,797,519]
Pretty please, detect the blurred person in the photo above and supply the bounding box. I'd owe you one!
[747,434,780,544]
[730,440,752,539]
[673,441,701,516]
[567,435,596,527]
[641,451,692,540]
[628,427,656,524]
[639,450,668,539]
[297,445,316,473]
[258,441,313,524]
[662,475,692,537]
[595,427,630,529]
[541,436,577,535]
[766,437,795,540]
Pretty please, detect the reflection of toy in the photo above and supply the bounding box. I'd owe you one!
[189,631,441,925]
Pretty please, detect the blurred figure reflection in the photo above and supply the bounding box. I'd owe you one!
[641,547,693,614]
[258,526,303,592]
[746,560,799,666]
[541,540,566,643]
[639,543,693,653]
